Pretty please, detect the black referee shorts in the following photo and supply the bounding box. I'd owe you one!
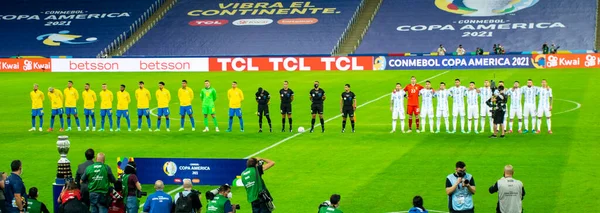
[311,104,324,114]
[258,104,269,116]
[493,111,505,124]
[342,106,354,117]
[280,103,292,115]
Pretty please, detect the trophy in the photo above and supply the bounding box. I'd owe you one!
[56,135,72,179]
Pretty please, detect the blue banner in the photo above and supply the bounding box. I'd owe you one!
[134,158,247,185]
[374,55,535,70]
[357,0,597,54]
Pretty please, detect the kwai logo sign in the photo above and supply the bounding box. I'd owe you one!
[434,0,539,17]
[232,18,273,26]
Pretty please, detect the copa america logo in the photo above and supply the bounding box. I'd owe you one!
[163,161,178,176]
[435,0,539,17]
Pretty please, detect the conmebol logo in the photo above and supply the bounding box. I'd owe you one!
[189,20,229,26]
[232,19,273,26]
[277,18,318,25]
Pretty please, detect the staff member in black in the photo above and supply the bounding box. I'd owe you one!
[279,81,294,132]
[256,87,272,133]
[487,85,507,138]
[340,84,356,133]
[310,81,326,133]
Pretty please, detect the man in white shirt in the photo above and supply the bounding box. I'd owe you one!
[507,81,523,133]
[456,45,466,56]
[419,81,435,133]
[536,79,553,134]
[437,44,446,56]
[449,79,467,133]
[435,82,451,133]
[466,82,480,134]
[390,83,407,133]
[479,80,493,133]
[521,79,538,133]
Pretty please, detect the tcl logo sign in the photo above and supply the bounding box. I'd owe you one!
[209,57,374,71]
[189,20,229,26]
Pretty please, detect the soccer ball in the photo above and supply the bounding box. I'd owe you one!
[297,127,305,133]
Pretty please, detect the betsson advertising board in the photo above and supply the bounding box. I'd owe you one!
[51,58,209,72]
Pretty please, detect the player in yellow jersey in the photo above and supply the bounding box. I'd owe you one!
[135,81,152,131]
[116,84,132,131]
[178,80,196,131]
[47,87,65,132]
[227,81,245,132]
[99,83,114,132]
[82,83,97,131]
[29,84,44,132]
[64,80,81,131]
[155,81,171,132]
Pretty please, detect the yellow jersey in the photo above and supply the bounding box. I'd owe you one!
[64,87,79,107]
[82,89,97,109]
[178,87,194,107]
[156,88,171,108]
[117,90,131,110]
[48,90,64,109]
[227,88,244,108]
[30,90,44,109]
[99,90,114,109]
[135,88,151,109]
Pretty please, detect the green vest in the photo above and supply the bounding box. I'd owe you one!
[241,167,261,203]
[85,162,110,193]
[319,206,343,213]
[206,194,228,213]
[27,199,42,213]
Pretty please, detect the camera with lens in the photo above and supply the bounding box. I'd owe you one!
[137,190,148,198]
[463,179,470,185]
[232,204,241,210]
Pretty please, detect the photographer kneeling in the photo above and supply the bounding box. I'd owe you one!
[318,194,342,213]
[206,184,237,213]
[241,157,275,213]
[121,161,143,213]
[445,161,476,213]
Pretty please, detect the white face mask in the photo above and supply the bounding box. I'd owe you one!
[227,192,232,199]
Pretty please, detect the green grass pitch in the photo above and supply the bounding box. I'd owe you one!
[0,68,598,213]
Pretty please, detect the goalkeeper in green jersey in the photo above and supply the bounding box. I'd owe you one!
[201,80,219,132]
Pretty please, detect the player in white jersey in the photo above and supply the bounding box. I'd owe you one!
[419,81,435,133]
[479,80,493,133]
[507,81,523,133]
[494,81,509,132]
[435,82,451,133]
[466,82,480,134]
[521,79,538,133]
[390,83,407,133]
[449,79,467,133]
[536,79,553,134]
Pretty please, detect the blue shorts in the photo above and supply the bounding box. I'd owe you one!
[100,109,113,117]
[65,107,78,115]
[116,110,129,117]
[137,108,150,116]
[84,109,95,116]
[157,108,170,117]
[52,108,64,116]
[180,106,193,116]
[229,108,242,117]
[31,108,44,116]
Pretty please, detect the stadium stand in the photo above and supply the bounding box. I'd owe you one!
[0,0,165,58]
[123,0,363,56]
[355,0,598,54]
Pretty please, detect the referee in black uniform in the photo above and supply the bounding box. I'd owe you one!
[256,87,272,132]
[279,81,294,132]
[310,81,326,133]
[340,84,356,133]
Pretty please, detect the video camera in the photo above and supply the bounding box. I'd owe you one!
[205,185,240,210]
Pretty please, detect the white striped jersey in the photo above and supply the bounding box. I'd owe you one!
[507,88,522,108]
[419,88,435,109]
[537,87,553,108]
[391,90,406,110]
[521,86,538,105]
[479,87,492,104]
[434,89,451,109]
[466,89,479,106]
[449,86,467,106]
